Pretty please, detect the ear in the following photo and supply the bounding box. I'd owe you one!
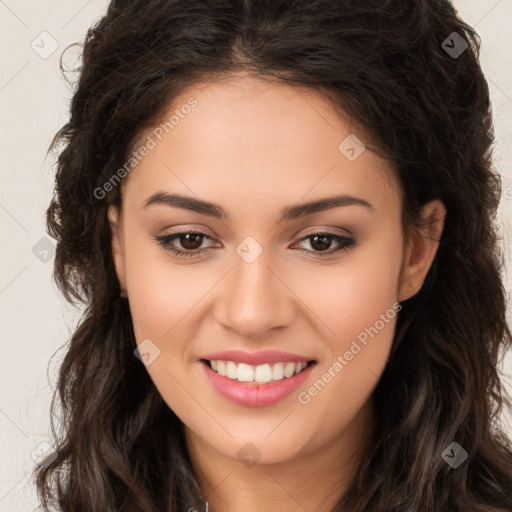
[399,199,446,302]
[108,204,127,294]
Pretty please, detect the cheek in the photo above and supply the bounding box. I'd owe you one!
[332,261,400,349]
[301,234,402,351]
[290,237,402,430]
[123,244,207,414]
[123,239,209,341]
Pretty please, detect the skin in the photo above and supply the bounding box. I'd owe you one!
[108,73,446,512]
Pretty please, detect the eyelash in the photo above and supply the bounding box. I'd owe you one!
[153,229,355,258]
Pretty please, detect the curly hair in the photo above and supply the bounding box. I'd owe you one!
[34,0,512,510]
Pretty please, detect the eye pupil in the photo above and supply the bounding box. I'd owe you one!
[181,233,203,250]
[310,234,331,251]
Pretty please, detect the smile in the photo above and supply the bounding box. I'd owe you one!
[204,359,314,384]
[200,359,317,407]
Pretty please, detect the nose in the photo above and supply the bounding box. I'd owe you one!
[213,247,296,339]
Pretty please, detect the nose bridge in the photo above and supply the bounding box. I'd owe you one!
[214,240,294,337]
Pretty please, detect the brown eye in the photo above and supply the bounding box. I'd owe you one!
[179,232,205,250]
[309,234,333,252]
[292,232,355,255]
[154,230,217,257]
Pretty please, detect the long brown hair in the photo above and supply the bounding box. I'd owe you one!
[35,0,512,510]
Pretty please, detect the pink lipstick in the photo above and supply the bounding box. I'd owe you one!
[199,350,316,407]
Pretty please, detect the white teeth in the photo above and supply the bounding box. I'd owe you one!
[272,363,284,381]
[283,362,296,378]
[216,360,226,376]
[237,363,254,382]
[226,361,238,379]
[254,363,272,383]
[208,359,311,384]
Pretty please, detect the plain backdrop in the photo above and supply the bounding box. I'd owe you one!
[1,1,511,510]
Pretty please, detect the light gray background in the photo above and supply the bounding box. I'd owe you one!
[1,1,511,510]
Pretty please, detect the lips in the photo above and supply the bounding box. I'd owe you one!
[198,349,317,406]
[200,358,316,407]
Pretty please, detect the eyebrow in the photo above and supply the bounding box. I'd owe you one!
[143,192,375,222]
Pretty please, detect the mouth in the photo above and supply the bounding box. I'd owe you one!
[200,359,317,385]
[199,357,317,407]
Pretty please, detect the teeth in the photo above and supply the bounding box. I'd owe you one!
[208,360,309,384]
[272,363,284,381]
[254,363,272,383]
[284,362,296,378]
[226,361,238,379]
[238,363,254,382]
[217,360,226,376]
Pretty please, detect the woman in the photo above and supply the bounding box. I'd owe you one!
[34,0,512,511]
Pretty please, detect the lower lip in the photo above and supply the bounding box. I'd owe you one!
[200,360,315,407]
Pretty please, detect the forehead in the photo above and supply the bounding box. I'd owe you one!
[122,74,400,216]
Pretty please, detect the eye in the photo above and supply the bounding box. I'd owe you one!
[154,229,219,258]
[290,231,356,255]
[153,229,355,258]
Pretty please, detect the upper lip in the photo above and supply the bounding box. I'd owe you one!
[201,350,315,366]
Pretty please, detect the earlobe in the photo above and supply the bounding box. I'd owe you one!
[107,205,127,292]
[399,199,446,302]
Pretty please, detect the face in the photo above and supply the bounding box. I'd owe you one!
[108,73,444,465]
